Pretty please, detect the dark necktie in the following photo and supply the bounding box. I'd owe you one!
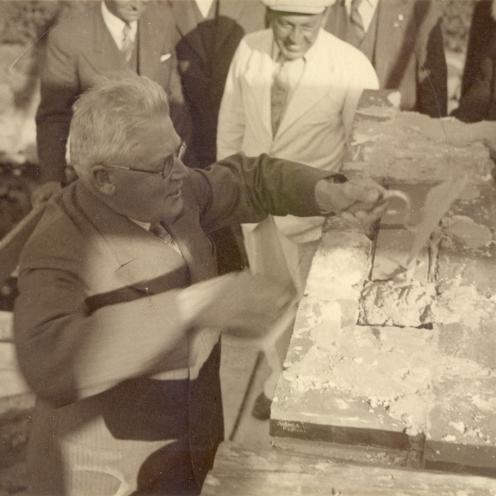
[350,0,365,41]
[121,22,134,62]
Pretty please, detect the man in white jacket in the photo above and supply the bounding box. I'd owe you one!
[217,0,379,418]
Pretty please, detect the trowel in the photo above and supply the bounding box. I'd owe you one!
[404,174,468,267]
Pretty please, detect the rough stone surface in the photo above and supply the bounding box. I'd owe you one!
[273,98,496,472]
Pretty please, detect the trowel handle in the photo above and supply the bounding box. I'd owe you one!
[382,189,412,225]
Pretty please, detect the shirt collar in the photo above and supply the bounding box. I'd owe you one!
[344,0,378,13]
[129,217,151,232]
[101,1,138,48]
[194,0,215,18]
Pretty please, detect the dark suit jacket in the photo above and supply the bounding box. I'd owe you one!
[453,31,496,122]
[325,0,447,117]
[14,154,330,495]
[461,0,496,96]
[36,2,186,183]
[168,0,266,167]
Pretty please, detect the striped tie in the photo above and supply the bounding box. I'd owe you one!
[271,60,290,136]
[121,22,134,62]
[350,0,365,41]
[150,223,181,254]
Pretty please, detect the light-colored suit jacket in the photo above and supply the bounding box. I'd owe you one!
[325,0,447,117]
[14,154,331,495]
[217,28,378,241]
[36,3,186,183]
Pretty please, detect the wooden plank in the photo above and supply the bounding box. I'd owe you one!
[201,442,496,496]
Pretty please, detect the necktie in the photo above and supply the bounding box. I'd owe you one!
[150,223,181,254]
[350,0,365,41]
[121,22,134,62]
[271,60,291,136]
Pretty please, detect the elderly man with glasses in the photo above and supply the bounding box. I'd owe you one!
[14,75,386,496]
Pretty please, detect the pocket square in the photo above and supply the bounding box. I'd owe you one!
[160,53,171,62]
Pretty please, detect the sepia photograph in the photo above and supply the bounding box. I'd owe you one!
[0,0,496,494]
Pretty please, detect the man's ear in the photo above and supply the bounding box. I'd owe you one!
[91,165,116,195]
[320,7,330,27]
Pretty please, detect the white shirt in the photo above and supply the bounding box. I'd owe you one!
[345,0,379,33]
[195,0,215,18]
[101,1,138,50]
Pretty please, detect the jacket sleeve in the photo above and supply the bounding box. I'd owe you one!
[14,264,196,406]
[415,1,447,117]
[189,153,335,232]
[36,25,79,183]
[342,51,379,137]
[216,40,248,159]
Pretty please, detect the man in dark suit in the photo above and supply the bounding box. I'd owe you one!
[34,0,187,204]
[325,0,447,117]
[460,0,496,97]
[166,0,266,273]
[453,30,496,122]
[167,0,266,168]
[15,75,387,495]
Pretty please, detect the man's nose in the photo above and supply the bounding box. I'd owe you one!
[288,25,304,45]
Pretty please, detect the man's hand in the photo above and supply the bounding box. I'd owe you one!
[180,271,295,336]
[31,181,62,207]
[315,175,388,225]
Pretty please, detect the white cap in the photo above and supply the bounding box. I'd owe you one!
[262,0,335,14]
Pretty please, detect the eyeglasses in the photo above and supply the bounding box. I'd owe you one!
[104,141,186,179]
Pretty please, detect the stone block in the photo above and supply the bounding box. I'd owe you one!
[305,230,372,302]
[426,376,496,472]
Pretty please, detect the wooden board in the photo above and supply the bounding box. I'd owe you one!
[201,441,496,496]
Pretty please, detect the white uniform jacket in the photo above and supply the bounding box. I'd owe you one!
[217,28,378,243]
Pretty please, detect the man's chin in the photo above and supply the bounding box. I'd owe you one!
[163,198,184,223]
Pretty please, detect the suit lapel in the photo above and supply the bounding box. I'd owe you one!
[243,32,273,140]
[276,31,332,136]
[137,8,161,78]
[74,184,187,293]
[169,0,208,64]
[374,0,409,87]
[168,210,217,284]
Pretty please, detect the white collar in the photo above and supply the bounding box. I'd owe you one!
[194,0,215,18]
[101,1,138,49]
[129,217,151,231]
[344,0,379,10]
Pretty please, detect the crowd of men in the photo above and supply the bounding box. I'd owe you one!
[13,0,496,495]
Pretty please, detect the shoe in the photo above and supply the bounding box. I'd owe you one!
[251,393,272,420]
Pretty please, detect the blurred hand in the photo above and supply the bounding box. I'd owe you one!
[181,271,295,336]
[315,175,389,225]
[31,181,61,207]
